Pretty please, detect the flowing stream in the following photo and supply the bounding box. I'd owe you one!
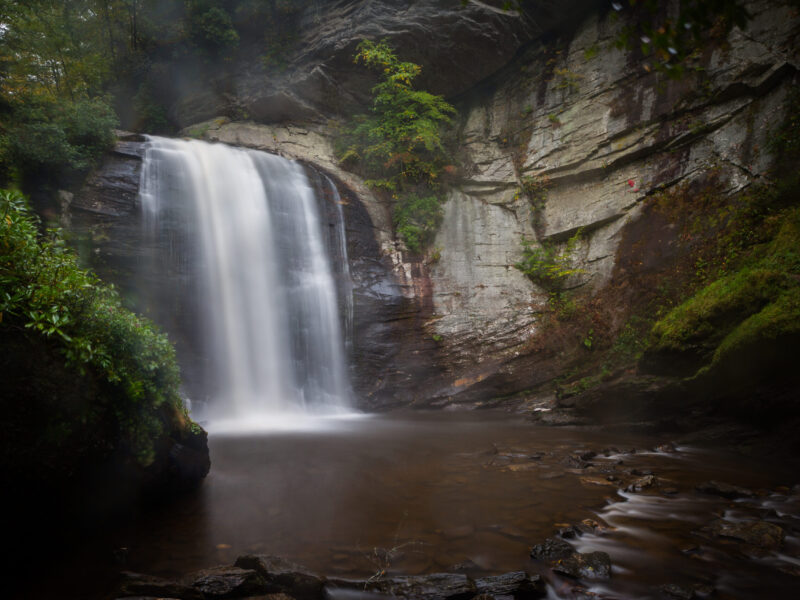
[138,137,353,428]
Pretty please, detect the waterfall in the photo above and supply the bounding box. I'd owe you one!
[138,136,353,424]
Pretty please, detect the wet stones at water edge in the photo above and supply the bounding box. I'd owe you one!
[115,555,546,600]
[702,519,786,550]
[551,551,612,581]
[530,537,612,581]
[529,537,573,560]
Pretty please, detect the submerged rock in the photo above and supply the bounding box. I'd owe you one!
[695,480,755,499]
[552,551,612,580]
[659,582,714,599]
[707,519,785,549]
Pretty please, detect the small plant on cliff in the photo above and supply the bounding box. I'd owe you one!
[393,194,444,253]
[0,189,192,466]
[336,39,456,252]
[521,174,550,207]
[515,230,585,290]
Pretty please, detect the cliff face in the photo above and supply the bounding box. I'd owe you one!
[72,0,800,411]
[170,0,601,127]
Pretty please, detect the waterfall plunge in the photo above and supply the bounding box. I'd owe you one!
[139,137,354,428]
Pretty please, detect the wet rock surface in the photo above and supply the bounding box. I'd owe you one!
[705,519,785,549]
[530,538,573,560]
[551,551,612,580]
[695,480,755,499]
[188,566,266,598]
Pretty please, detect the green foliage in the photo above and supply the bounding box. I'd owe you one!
[337,39,456,252]
[339,39,457,190]
[0,1,121,181]
[1,95,118,181]
[0,0,112,100]
[613,0,750,78]
[515,230,585,290]
[552,67,582,93]
[393,194,444,253]
[188,4,239,53]
[0,189,188,465]
[520,174,550,207]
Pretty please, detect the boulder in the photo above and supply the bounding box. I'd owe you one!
[707,519,785,549]
[530,537,573,560]
[695,480,755,499]
[552,551,612,580]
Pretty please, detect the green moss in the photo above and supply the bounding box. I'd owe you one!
[649,268,793,354]
[712,287,800,365]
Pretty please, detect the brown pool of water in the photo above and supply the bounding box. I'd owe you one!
[28,411,800,599]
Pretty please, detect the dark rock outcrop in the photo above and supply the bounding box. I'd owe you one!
[530,537,574,560]
[171,0,603,127]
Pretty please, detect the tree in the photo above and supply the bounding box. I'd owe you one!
[338,40,456,252]
[340,39,456,193]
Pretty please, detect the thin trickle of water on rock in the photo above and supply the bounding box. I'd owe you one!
[139,136,353,427]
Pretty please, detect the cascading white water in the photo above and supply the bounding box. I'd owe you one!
[139,136,353,426]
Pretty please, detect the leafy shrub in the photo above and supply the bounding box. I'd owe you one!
[393,194,444,253]
[337,40,456,252]
[342,40,455,188]
[189,6,240,53]
[0,189,189,465]
[3,96,118,180]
